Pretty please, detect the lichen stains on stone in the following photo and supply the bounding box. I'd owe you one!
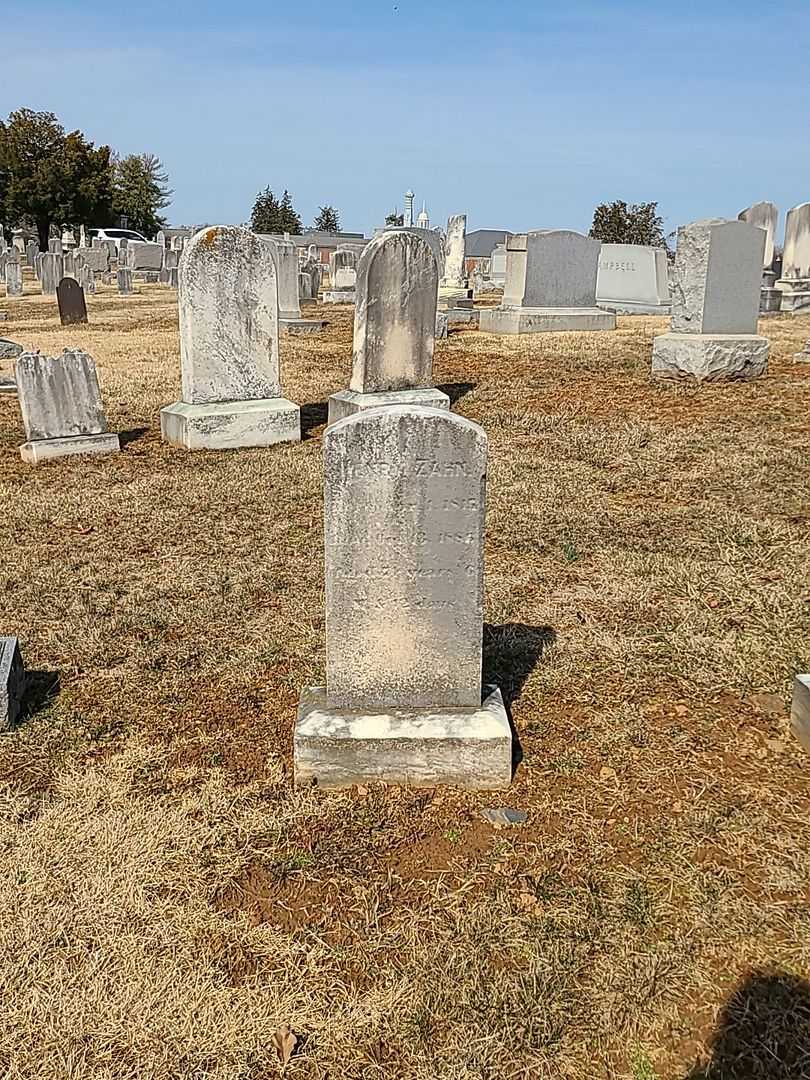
[202,228,220,249]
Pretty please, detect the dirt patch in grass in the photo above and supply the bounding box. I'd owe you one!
[0,285,809,1078]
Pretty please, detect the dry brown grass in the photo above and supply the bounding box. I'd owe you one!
[0,282,809,1079]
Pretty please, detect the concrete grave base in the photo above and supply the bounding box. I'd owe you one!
[760,287,784,314]
[327,387,450,427]
[446,308,481,328]
[322,289,356,304]
[651,333,769,382]
[775,280,810,313]
[479,306,616,334]
[791,675,810,755]
[20,431,120,465]
[597,299,671,315]
[280,317,328,335]
[160,398,301,450]
[294,684,512,790]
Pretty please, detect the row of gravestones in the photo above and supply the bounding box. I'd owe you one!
[4,222,808,785]
[6,226,510,788]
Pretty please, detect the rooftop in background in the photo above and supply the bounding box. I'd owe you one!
[466,229,513,257]
[261,230,367,248]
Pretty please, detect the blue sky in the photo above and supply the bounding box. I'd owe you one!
[2,0,808,239]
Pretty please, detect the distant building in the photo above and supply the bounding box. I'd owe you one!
[465,229,513,275]
[259,229,368,267]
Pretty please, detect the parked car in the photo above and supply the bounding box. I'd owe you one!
[86,228,149,253]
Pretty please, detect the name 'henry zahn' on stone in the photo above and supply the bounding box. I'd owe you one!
[294,405,512,790]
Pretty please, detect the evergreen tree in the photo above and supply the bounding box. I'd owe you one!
[313,205,340,233]
[0,108,113,250]
[112,152,172,237]
[278,189,302,234]
[589,200,667,248]
[250,187,281,232]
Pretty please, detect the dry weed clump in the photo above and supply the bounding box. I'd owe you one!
[0,285,809,1079]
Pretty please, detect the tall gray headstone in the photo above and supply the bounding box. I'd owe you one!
[652,219,769,381]
[294,405,511,789]
[272,239,325,333]
[738,201,778,269]
[160,225,300,449]
[775,202,810,312]
[40,253,63,295]
[441,213,467,289]
[26,241,37,268]
[48,238,62,255]
[117,268,133,295]
[324,249,357,302]
[14,349,120,463]
[5,260,23,298]
[327,230,450,425]
[77,263,96,294]
[596,244,671,314]
[0,638,25,731]
[62,251,76,279]
[480,229,616,334]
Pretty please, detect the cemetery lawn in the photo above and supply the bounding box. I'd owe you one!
[2,284,810,1080]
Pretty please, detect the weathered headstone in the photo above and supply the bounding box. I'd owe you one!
[62,250,76,279]
[0,339,22,393]
[794,340,810,363]
[792,675,810,754]
[5,260,23,298]
[79,225,88,248]
[775,203,810,313]
[48,238,62,255]
[324,249,357,303]
[489,243,507,284]
[273,239,326,333]
[26,241,38,268]
[125,241,163,271]
[596,243,671,314]
[168,267,178,288]
[117,268,134,295]
[77,264,96,294]
[14,348,120,463]
[480,230,616,334]
[57,277,88,325]
[738,201,778,269]
[0,638,25,731]
[442,213,467,289]
[160,225,300,450]
[652,219,769,381]
[81,247,108,273]
[40,253,63,296]
[294,405,511,789]
[327,230,450,424]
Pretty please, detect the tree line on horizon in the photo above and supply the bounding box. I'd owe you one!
[0,107,670,251]
[0,109,173,249]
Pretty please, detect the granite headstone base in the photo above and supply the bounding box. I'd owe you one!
[1,637,25,730]
[20,431,120,465]
[760,287,783,314]
[480,306,616,334]
[775,279,810,313]
[651,333,769,382]
[327,387,450,427]
[160,398,301,450]
[791,675,810,755]
[322,289,356,304]
[446,308,481,328]
[294,684,512,790]
[280,317,328,335]
[597,298,671,315]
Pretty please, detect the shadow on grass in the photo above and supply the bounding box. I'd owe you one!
[483,623,556,775]
[300,401,328,440]
[437,381,476,406]
[119,426,149,447]
[685,970,810,1080]
[18,669,61,727]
